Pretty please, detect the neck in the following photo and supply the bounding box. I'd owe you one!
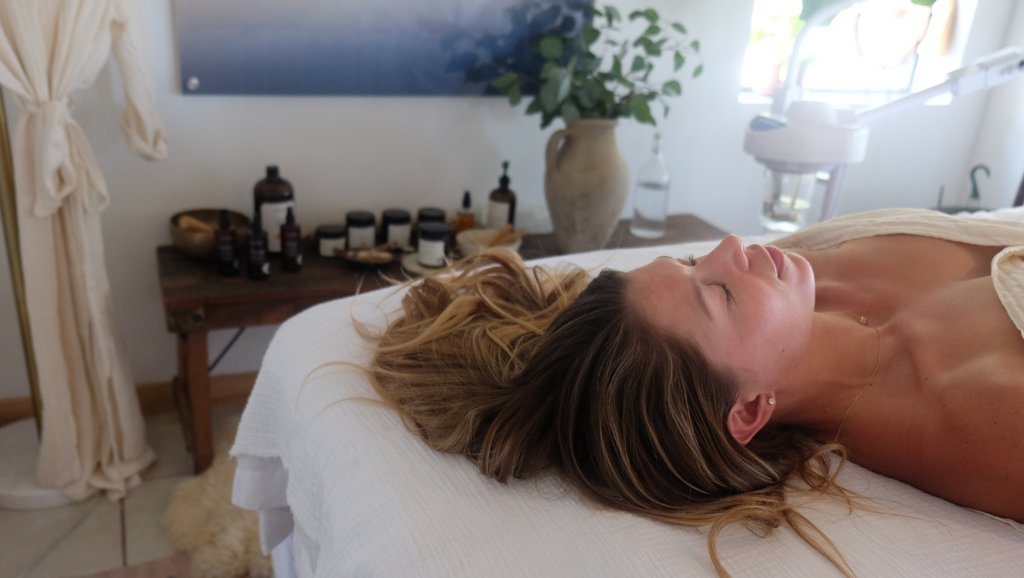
[769,311,886,436]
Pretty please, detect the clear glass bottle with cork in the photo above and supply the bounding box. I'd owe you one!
[629,132,671,239]
[253,165,295,254]
[486,161,516,229]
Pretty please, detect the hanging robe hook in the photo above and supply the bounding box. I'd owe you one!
[970,164,990,201]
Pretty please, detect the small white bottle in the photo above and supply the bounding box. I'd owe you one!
[629,132,671,239]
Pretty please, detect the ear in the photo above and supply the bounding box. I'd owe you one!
[727,393,776,446]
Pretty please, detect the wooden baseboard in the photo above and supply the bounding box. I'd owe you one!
[0,372,258,428]
[0,396,34,429]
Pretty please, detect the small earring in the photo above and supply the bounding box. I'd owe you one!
[768,397,776,405]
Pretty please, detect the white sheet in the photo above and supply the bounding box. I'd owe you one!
[232,229,1024,577]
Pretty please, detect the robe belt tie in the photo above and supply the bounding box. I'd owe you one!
[17,96,110,218]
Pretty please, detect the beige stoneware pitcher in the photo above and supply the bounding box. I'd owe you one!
[544,119,630,254]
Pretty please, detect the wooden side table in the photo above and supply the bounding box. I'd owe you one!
[157,214,726,473]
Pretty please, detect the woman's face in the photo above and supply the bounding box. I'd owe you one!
[627,235,815,390]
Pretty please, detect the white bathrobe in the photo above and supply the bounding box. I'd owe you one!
[0,0,166,500]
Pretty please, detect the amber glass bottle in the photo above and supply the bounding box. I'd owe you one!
[454,191,476,234]
[280,207,303,272]
[486,161,516,228]
[215,210,239,276]
[253,165,294,254]
[247,208,270,280]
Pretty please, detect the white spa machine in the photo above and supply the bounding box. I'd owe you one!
[743,0,1024,232]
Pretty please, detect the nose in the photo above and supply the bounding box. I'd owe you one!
[704,234,748,271]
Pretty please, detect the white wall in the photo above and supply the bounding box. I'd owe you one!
[964,0,1024,207]
[0,0,1019,400]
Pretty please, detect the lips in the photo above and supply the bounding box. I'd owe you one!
[765,246,785,278]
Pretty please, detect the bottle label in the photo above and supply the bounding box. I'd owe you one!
[487,200,510,229]
[387,223,412,250]
[259,200,295,253]
[319,237,346,257]
[348,226,376,250]
[418,238,446,268]
[218,242,235,262]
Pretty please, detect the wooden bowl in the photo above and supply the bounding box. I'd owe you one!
[170,209,250,260]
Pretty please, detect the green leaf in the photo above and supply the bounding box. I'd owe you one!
[692,64,703,78]
[643,9,659,23]
[690,39,700,52]
[526,98,542,114]
[674,52,685,71]
[578,88,595,109]
[540,36,562,60]
[491,72,518,91]
[630,55,646,73]
[644,25,661,36]
[540,82,561,113]
[612,56,622,79]
[642,38,661,57]
[588,5,603,18]
[605,5,620,26]
[629,95,655,125]
[557,69,573,101]
[662,80,681,97]
[672,22,687,34]
[628,10,644,21]
[583,55,602,73]
[663,102,670,117]
[910,0,937,5]
[540,62,556,79]
[643,62,653,82]
[582,26,600,46]
[508,84,522,106]
[561,102,581,124]
[800,0,844,26]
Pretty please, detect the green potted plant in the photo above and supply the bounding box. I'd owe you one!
[490,4,703,253]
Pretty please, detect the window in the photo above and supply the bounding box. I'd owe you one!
[740,0,979,107]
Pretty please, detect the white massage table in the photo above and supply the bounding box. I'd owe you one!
[231,213,1024,577]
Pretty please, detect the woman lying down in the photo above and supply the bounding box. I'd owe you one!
[363,208,1024,578]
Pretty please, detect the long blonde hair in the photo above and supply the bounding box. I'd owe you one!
[366,249,856,577]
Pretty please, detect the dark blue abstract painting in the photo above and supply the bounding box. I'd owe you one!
[175,0,590,95]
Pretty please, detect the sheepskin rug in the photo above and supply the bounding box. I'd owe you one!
[162,415,272,578]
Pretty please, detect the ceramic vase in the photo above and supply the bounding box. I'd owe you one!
[544,119,630,254]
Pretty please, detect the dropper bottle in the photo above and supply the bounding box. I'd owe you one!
[455,191,476,233]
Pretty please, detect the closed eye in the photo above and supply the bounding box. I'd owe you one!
[717,283,731,302]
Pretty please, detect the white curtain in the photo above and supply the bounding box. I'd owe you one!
[0,0,167,500]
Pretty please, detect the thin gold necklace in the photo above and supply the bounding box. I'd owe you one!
[832,312,882,443]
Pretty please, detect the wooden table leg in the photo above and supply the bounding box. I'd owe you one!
[178,331,213,473]
[172,335,194,453]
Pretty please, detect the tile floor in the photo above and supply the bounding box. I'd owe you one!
[0,404,245,578]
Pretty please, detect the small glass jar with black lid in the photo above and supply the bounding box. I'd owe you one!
[413,207,445,250]
[417,222,450,268]
[316,224,346,258]
[381,209,412,250]
[346,211,376,250]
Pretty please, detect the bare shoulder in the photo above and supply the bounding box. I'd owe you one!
[916,371,1024,521]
